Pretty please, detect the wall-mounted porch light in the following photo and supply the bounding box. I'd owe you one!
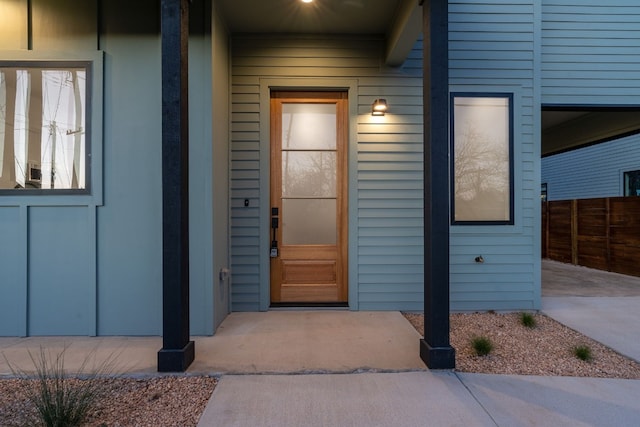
[371,98,388,116]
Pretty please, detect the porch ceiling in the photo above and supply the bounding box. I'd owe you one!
[542,110,640,156]
[215,0,422,66]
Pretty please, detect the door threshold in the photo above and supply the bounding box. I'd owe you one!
[269,302,349,310]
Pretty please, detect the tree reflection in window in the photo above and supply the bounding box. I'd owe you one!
[0,63,88,191]
[451,94,513,224]
[281,103,338,245]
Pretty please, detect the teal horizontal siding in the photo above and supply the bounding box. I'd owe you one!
[453,300,537,311]
[356,74,424,310]
[359,279,424,289]
[451,273,533,283]
[360,301,423,311]
[542,133,640,200]
[228,7,542,312]
[449,0,539,311]
[542,0,640,104]
[358,227,425,238]
[230,35,427,311]
[358,153,423,163]
[359,293,423,303]
[452,263,535,274]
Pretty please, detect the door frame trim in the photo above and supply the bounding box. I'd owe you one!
[258,78,359,311]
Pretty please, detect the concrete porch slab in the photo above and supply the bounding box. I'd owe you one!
[1,311,425,376]
[190,311,426,374]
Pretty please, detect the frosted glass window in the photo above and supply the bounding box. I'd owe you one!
[282,103,336,150]
[451,94,513,224]
[0,63,88,191]
[282,151,336,198]
[282,199,337,245]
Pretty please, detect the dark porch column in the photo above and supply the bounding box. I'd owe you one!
[420,0,456,369]
[158,0,194,372]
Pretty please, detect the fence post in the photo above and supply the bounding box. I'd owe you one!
[606,197,611,272]
[545,201,550,258]
[571,199,578,265]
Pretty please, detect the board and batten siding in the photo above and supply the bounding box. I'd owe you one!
[542,0,640,105]
[0,0,221,336]
[449,0,541,310]
[542,133,640,201]
[230,36,425,311]
[0,0,103,336]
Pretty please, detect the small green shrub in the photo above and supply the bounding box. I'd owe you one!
[573,345,593,362]
[4,345,120,427]
[520,312,537,328]
[471,336,493,356]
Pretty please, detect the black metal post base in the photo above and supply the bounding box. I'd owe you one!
[420,339,455,369]
[158,340,195,372]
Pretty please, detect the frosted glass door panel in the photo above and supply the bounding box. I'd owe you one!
[282,151,336,198]
[282,103,336,150]
[282,199,337,245]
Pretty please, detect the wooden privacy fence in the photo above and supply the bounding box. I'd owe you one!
[542,197,640,277]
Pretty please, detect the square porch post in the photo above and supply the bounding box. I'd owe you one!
[420,0,456,369]
[158,0,194,372]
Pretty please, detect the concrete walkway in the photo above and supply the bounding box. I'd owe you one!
[2,260,640,426]
[543,296,640,363]
[542,259,640,297]
[541,259,640,363]
[198,372,640,427]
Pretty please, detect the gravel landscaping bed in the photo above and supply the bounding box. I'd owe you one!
[403,311,640,379]
[0,375,216,427]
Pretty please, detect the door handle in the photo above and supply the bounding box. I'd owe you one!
[271,207,279,257]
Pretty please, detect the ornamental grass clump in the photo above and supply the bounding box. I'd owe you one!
[520,312,537,328]
[471,336,494,357]
[573,345,593,362]
[3,345,120,427]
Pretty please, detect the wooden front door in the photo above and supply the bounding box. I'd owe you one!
[270,91,348,304]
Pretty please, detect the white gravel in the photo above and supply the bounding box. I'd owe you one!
[403,312,640,379]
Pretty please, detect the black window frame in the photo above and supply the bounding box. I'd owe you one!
[450,92,515,225]
[624,170,640,197]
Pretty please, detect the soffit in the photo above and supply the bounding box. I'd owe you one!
[216,0,402,34]
[541,111,590,131]
[215,0,420,66]
[542,110,640,156]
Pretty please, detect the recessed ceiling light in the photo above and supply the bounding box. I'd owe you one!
[301,0,313,3]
